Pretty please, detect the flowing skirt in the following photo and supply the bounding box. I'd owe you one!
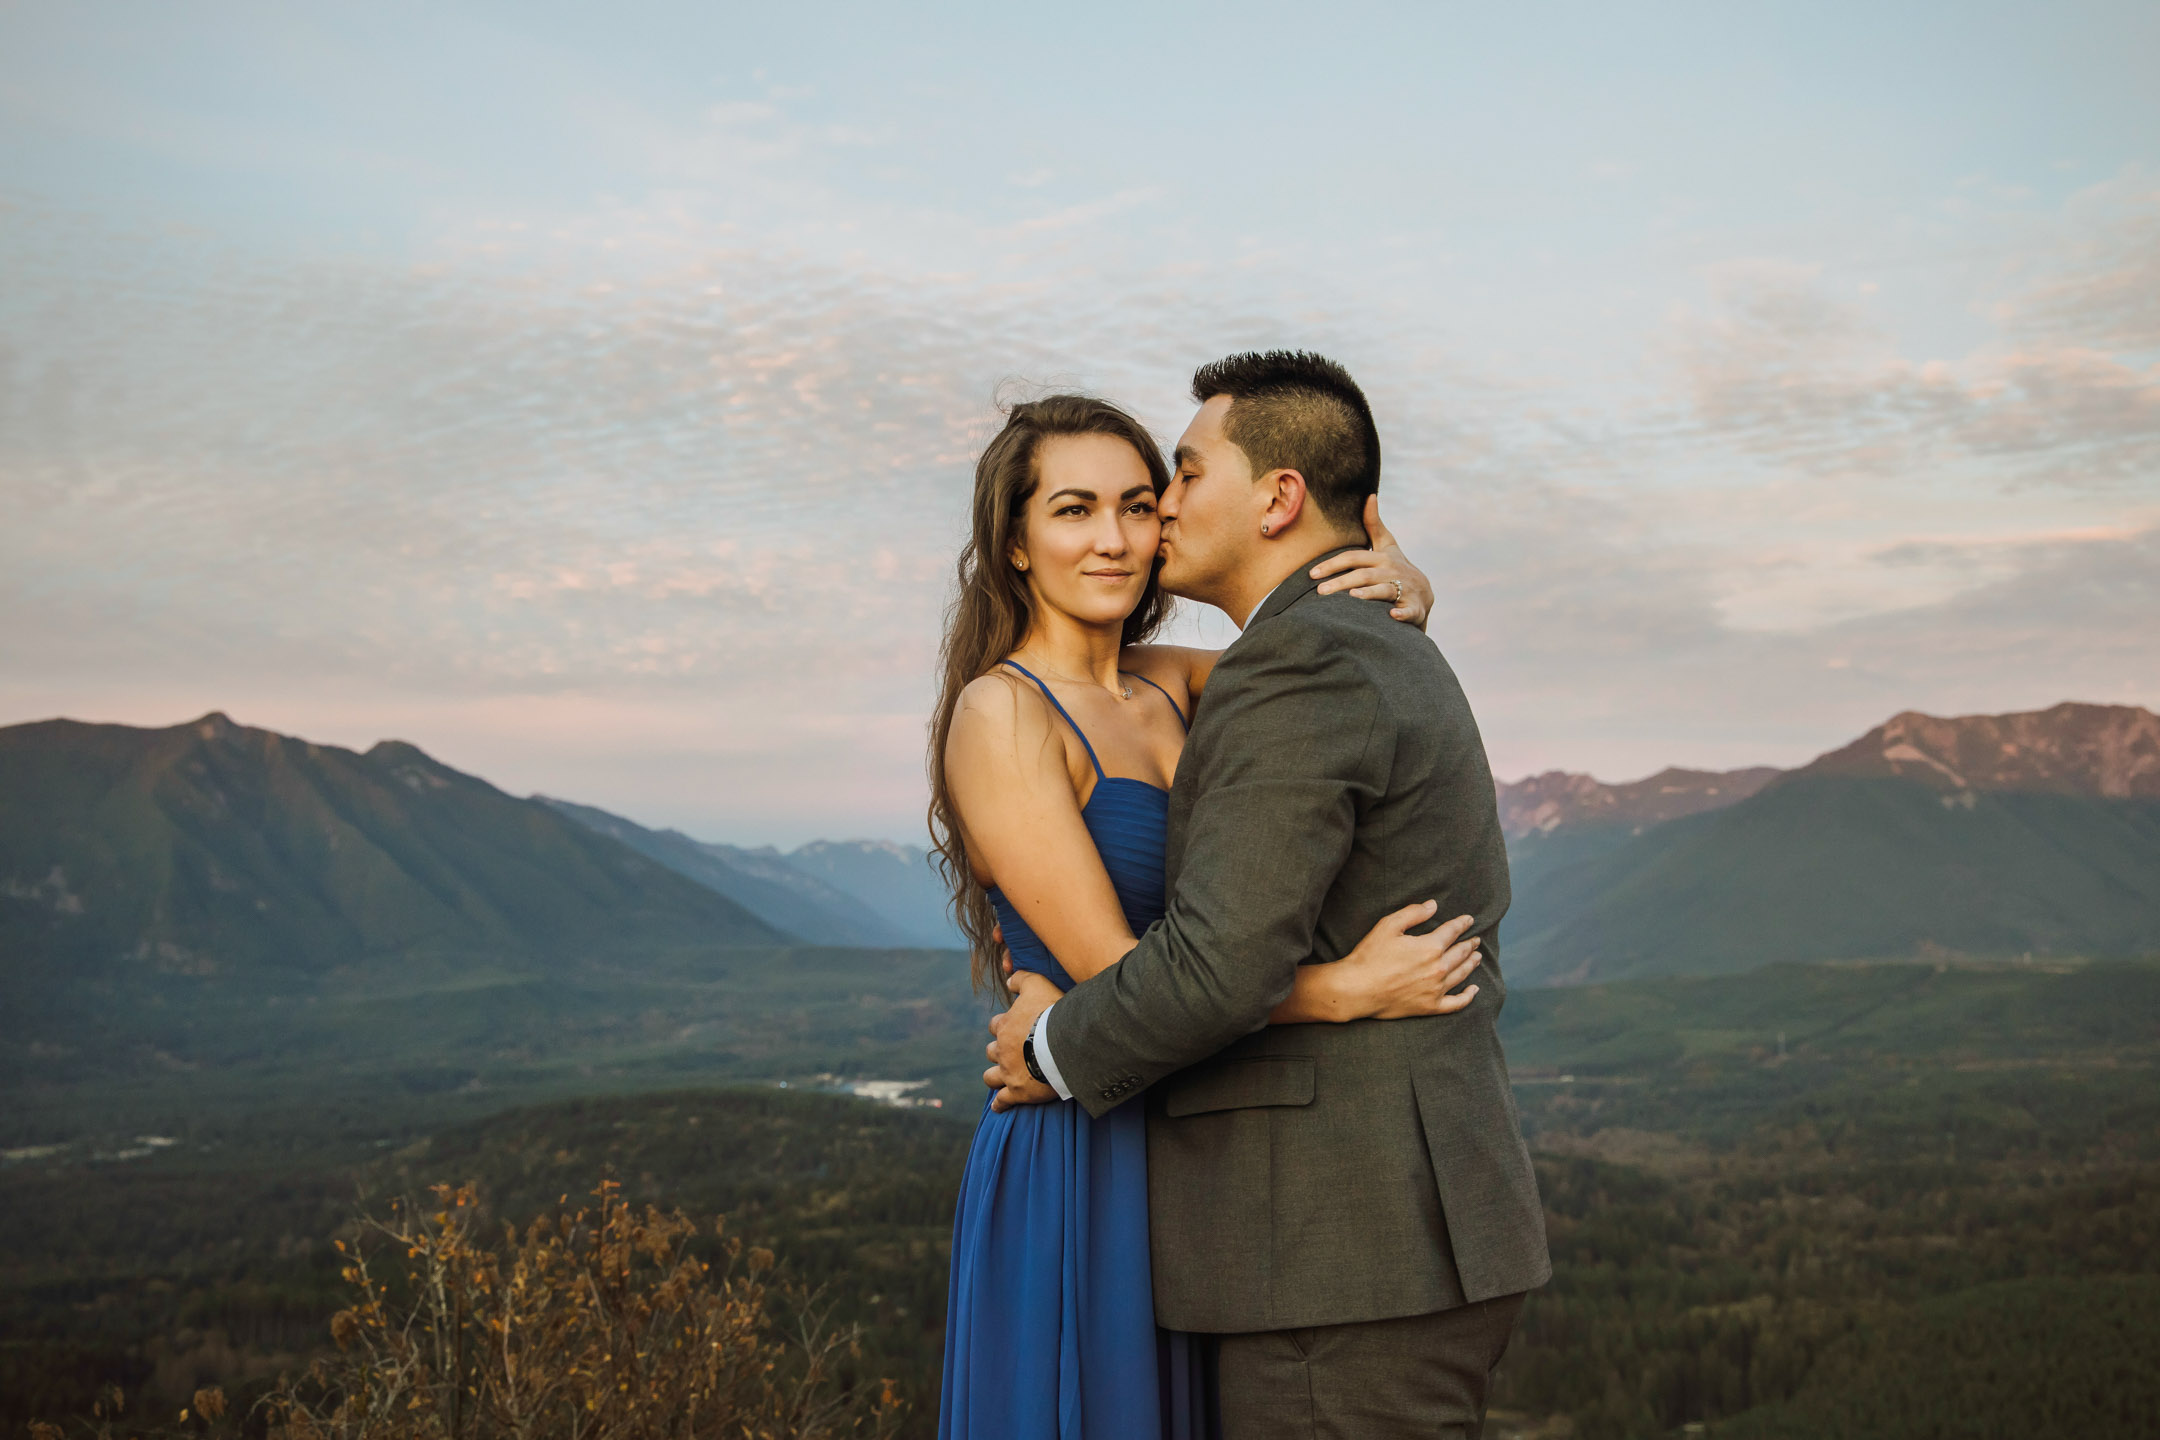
[939,1093,1207,1440]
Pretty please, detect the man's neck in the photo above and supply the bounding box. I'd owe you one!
[1222,530,1363,629]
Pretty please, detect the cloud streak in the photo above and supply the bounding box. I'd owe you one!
[1674,251,2160,488]
[2,139,2155,842]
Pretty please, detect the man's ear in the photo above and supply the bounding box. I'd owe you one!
[1257,468,1309,539]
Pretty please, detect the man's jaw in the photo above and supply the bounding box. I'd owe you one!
[1156,548,1212,604]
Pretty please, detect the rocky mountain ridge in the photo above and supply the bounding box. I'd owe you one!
[1497,766,1781,839]
[1799,702,2160,797]
[1502,701,2160,985]
[1497,701,2158,840]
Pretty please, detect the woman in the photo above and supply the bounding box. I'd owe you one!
[930,396,1484,1439]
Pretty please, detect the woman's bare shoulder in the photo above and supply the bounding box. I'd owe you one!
[948,669,1057,765]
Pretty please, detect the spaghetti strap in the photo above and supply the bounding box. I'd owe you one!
[1127,671,1189,731]
[999,660,1106,779]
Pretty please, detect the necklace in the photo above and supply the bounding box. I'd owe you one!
[1025,661,1132,700]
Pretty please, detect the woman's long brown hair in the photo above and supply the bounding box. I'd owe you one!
[927,395,1174,994]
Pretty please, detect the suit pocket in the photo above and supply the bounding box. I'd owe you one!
[1160,1056,1316,1118]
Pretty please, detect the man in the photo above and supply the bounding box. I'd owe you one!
[986,351,1550,1438]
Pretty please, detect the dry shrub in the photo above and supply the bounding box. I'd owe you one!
[266,1180,901,1440]
[27,1384,228,1439]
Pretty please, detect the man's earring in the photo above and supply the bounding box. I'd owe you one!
[1261,524,1271,537]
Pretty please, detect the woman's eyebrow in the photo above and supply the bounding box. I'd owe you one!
[1120,484,1154,500]
[1045,487,1097,503]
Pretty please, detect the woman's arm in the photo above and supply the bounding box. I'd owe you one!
[946,673,1142,988]
[1004,903,1484,1022]
[1269,903,1484,1022]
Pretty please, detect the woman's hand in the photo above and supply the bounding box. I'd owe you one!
[1309,494,1434,630]
[1328,901,1483,1020]
[1006,967,1063,1009]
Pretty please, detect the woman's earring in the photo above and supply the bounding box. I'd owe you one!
[1015,558,1028,571]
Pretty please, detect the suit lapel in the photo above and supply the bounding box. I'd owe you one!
[1163,546,1363,888]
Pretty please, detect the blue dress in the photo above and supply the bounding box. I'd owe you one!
[939,661,1208,1440]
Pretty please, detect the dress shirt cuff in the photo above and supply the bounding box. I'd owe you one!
[1029,1004,1073,1101]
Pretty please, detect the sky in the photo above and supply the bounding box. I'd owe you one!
[3,1,2156,845]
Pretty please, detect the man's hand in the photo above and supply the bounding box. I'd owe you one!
[985,971,1061,1112]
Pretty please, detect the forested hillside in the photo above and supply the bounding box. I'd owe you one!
[540,797,963,948]
[1490,957,2160,1437]
[1502,703,2160,985]
[1506,776,2160,983]
[539,796,909,945]
[7,957,2154,1439]
[0,713,783,993]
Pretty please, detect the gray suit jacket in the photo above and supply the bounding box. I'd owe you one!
[1045,555,1551,1333]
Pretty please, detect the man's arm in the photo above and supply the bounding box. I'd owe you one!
[1043,619,1385,1117]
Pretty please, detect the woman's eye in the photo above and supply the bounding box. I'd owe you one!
[1056,505,1085,517]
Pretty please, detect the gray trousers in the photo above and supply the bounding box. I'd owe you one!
[1207,1293,1528,1440]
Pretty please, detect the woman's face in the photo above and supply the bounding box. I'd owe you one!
[1013,433,1161,629]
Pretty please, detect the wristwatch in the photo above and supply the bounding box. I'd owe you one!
[1021,1029,1048,1086]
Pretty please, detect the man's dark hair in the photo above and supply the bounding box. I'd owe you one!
[1190,350,1380,531]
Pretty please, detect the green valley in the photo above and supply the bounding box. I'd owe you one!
[6,955,2155,1439]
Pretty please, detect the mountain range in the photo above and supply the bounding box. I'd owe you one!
[1499,702,2160,984]
[535,797,959,948]
[1496,702,2160,842]
[3,702,2155,1020]
[0,713,786,999]
[1497,765,1782,840]
[0,713,958,1002]
[0,712,971,1096]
